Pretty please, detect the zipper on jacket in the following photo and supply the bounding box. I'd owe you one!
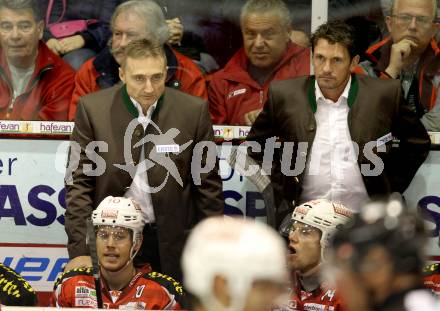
[1,65,53,119]
[0,68,14,119]
[6,106,12,119]
[259,90,263,104]
[27,65,53,91]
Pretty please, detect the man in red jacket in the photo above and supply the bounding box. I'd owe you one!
[52,196,183,309]
[69,0,207,121]
[208,0,310,126]
[0,0,74,121]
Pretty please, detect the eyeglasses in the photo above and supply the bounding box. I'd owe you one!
[392,14,434,28]
[289,221,320,238]
[0,22,34,34]
[96,227,131,243]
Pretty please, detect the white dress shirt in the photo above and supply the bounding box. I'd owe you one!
[124,97,158,223]
[299,77,368,211]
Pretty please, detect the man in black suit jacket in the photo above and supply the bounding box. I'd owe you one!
[246,21,430,225]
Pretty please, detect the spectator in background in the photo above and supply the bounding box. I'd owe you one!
[39,0,121,70]
[208,0,310,126]
[130,0,184,46]
[152,1,222,74]
[53,196,183,309]
[277,199,353,311]
[182,217,288,311]
[329,199,440,311]
[69,0,206,121]
[355,0,440,131]
[0,0,74,121]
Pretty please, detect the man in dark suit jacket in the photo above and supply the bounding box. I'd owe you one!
[64,39,223,281]
[246,20,430,226]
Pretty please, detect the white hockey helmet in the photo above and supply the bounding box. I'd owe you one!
[182,217,288,311]
[92,196,144,246]
[291,199,353,249]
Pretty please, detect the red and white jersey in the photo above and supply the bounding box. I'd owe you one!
[423,263,440,296]
[52,267,183,309]
[277,274,345,311]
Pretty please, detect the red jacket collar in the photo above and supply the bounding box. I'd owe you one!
[0,41,59,83]
[366,36,440,72]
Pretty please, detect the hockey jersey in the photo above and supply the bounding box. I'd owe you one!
[52,267,183,309]
[277,274,345,311]
[423,263,440,296]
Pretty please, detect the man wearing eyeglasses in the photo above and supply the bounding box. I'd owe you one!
[0,0,74,120]
[53,196,183,309]
[276,199,353,311]
[355,0,440,131]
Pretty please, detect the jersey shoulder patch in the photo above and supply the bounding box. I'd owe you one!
[54,267,93,289]
[423,263,440,276]
[144,271,184,296]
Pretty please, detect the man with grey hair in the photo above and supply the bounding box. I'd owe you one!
[208,0,310,126]
[0,0,74,120]
[68,0,207,120]
[356,0,440,131]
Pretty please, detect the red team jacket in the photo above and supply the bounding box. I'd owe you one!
[0,42,74,120]
[207,42,310,125]
[52,267,183,309]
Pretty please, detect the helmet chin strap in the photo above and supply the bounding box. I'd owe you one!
[320,239,330,262]
[300,262,322,278]
[129,239,141,262]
